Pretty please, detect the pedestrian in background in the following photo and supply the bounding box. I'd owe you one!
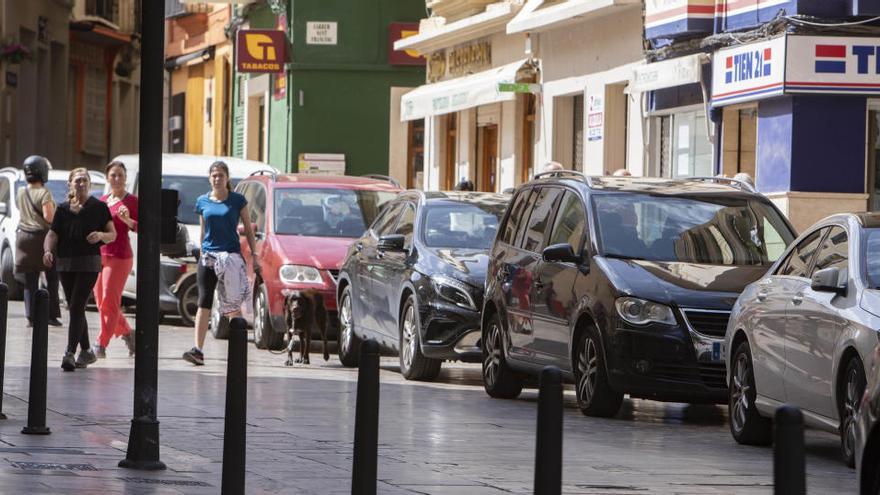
[44,168,115,372]
[15,155,62,328]
[183,161,261,366]
[93,161,137,358]
[453,178,475,191]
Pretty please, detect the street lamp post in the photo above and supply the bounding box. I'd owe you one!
[119,0,166,471]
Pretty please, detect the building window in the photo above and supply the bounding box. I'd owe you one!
[655,109,712,178]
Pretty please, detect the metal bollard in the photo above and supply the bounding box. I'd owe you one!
[0,283,8,420]
[534,366,563,495]
[22,289,49,435]
[774,405,805,495]
[221,317,248,495]
[351,339,380,495]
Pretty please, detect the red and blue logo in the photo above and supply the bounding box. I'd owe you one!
[725,48,772,84]
[814,45,847,74]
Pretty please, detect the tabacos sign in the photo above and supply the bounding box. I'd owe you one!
[237,30,288,73]
[712,37,785,106]
[786,35,880,93]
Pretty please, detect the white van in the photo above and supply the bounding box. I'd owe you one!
[110,154,276,311]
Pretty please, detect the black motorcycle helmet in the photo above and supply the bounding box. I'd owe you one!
[22,155,50,184]
[453,178,475,192]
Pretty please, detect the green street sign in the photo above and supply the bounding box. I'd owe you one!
[497,82,541,94]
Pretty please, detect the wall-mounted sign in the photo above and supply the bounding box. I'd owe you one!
[711,36,785,106]
[630,54,704,93]
[497,82,541,93]
[298,153,345,175]
[587,94,604,141]
[389,23,424,66]
[306,22,338,45]
[427,39,492,83]
[237,30,287,73]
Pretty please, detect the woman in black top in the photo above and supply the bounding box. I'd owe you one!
[43,168,116,372]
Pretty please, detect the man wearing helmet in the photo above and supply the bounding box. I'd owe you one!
[16,156,62,327]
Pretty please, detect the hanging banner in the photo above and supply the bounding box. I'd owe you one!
[237,29,287,73]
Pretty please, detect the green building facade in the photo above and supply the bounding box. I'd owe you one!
[230,0,425,176]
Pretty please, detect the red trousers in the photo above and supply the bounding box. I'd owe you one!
[94,255,133,347]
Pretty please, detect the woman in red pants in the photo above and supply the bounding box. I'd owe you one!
[93,161,137,358]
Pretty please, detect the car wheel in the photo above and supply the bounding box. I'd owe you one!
[254,284,283,350]
[209,290,229,340]
[337,286,361,367]
[729,340,773,446]
[399,296,441,381]
[1,247,21,300]
[482,311,523,399]
[840,357,866,468]
[176,277,198,327]
[574,327,623,417]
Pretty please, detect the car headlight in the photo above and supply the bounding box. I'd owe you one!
[279,265,323,285]
[431,275,477,310]
[615,297,676,326]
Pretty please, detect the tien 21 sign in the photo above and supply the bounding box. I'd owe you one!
[237,30,288,73]
[712,35,880,106]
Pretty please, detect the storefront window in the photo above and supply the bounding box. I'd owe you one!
[671,110,713,178]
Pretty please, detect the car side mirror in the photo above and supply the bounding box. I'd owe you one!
[378,234,406,252]
[811,267,847,295]
[542,243,580,264]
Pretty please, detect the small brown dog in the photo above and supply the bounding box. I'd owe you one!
[282,289,329,366]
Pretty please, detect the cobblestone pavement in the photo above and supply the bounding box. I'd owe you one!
[0,301,860,494]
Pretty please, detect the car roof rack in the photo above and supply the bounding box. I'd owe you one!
[688,176,756,193]
[250,169,278,181]
[532,170,599,188]
[363,174,401,188]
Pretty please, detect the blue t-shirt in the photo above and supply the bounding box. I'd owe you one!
[195,191,247,253]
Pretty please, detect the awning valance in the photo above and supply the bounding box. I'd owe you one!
[627,54,708,94]
[401,59,538,122]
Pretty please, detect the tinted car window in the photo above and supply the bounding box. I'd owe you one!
[395,204,416,248]
[778,228,826,278]
[813,226,848,276]
[548,191,586,250]
[866,229,880,288]
[593,193,795,265]
[500,189,531,245]
[423,201,506,249]
[520,187,564,253]
[273,188,397,238]
[372,201,405,237]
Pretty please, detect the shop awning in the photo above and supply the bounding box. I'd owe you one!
[627,54,708,94]
[401,59,538,122]
[507,0,641,34]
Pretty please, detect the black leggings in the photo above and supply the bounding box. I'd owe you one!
[197,263,218,310]
[23,267,61,322]
[59,271,99,354]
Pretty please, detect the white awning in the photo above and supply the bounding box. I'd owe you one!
[627,54,708,94]
[401,59,537,122]
[507,0,641,34]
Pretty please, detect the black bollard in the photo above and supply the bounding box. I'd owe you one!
[22,289,49,435]
[774,405,805,495]
[221,317,248,495]
[351,339,380,495]
[534,366,563,495]
[0,283,8,420]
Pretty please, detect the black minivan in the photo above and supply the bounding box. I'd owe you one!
[481,173,797,417]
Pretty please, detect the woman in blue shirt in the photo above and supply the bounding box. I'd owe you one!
[183,161,261,366]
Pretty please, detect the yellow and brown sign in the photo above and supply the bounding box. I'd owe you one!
[237,29,288,73]
[427,39,492,82]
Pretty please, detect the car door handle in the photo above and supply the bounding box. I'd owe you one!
[792,294,804,305]
[756,291,768,302]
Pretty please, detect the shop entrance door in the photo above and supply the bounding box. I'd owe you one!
[478,124,498,192]
[869,110,880,211]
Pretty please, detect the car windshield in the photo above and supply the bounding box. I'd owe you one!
[161,176,241,225]
[592,193,795,265]
[274,188,396,237]
[866,229,880,289]
[423,202,506,249]
[20,181,105,204]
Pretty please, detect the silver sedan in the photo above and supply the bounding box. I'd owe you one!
[724,212,880,467]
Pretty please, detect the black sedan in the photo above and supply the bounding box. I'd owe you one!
[335,191,509,381]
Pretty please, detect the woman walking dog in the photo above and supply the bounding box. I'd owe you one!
[183,161,261,366]
[93,161,137,358]
[44,168,116,371]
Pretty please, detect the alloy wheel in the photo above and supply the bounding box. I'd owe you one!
[841,364,864,461]
[730,352,752,434]
[401,305,416,370]
[483,323,502,389]
[577,336,599,406]
[340,294,353,356]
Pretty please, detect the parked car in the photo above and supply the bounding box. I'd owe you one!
[858,343,880,494]
[109,154,275,321]
[0,167,106,299]
[228,172,400,349]
[728,212,880,467]
[336,191,509,380]
[482,173,796,417]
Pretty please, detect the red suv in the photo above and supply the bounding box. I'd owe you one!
[233,172,400,349]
